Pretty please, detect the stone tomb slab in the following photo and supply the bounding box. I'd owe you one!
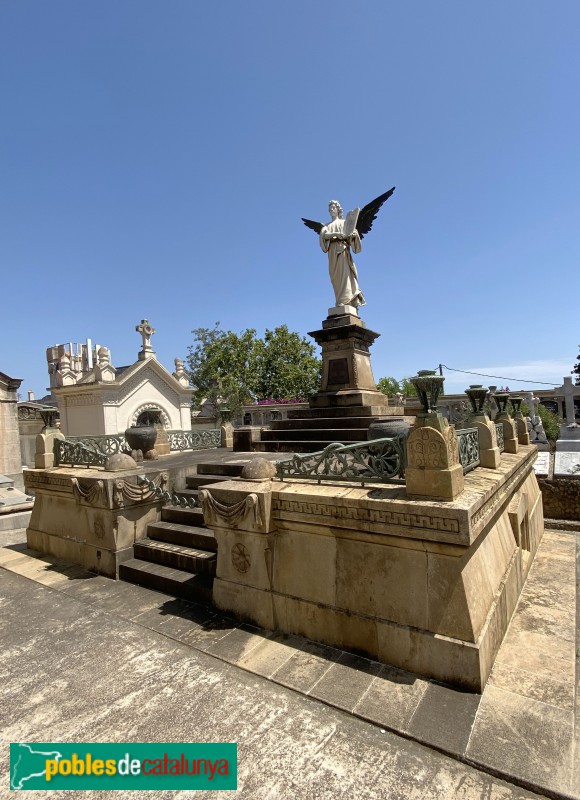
[532,451,550,476]
[554,451,580,476]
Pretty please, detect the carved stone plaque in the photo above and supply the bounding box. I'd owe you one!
[327,358,349,386]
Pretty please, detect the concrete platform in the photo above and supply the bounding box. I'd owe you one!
[1,526,578,799]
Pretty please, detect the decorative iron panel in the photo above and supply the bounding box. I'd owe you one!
[276,436,406,485]
[495,423,505,453]
[66,434,128,455]
[54,439,108,468]
[138,476,200,508]
[167,429,221,451]
[456,427,480,473]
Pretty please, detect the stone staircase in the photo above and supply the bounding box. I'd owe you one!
[252,406,406,453]
[119,462,243,602]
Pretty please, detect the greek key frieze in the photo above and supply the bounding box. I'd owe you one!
[24,474,73,490]
[272,498,459,533]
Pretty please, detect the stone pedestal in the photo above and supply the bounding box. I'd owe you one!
[469,414,501,469]
[405,412,464,500]
[497,414,519,454]
[35,428,65,469]
[24,466,167,578]
[308,314,388,411]
[514,415,531,446]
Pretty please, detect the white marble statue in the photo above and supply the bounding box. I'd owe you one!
[320,200,365,308]
[302,188,395,312]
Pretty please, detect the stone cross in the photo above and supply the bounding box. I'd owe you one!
[136,319,156,361]
[562,376,576,424]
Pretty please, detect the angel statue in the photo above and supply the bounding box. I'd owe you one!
[302,187,395,311]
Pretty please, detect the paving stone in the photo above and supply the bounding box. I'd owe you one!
[92,582,173,619]
[406,682,480,756]
[179,613,239,650]
[271,639,342,693]
[353,664,429,730]
[488,660,574,712]
[204,623,267,663]
[308,652,382,712]
[236,631,305,678]
[466,684,575,796]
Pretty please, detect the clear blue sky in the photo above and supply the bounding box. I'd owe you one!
[1,1,578,398]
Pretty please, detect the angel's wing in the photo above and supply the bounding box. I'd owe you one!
[356,187,396,239]
[302,218,324,235]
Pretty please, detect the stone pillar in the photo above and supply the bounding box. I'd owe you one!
[494,392,519,454]
[154,425,171,456]
[221,422,234,448]
[511,397,531,446]
[0,371,24,489]
[35,428,65,469]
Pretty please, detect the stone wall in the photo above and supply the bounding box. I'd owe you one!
[0,372,24,489]
[538,476,580,520]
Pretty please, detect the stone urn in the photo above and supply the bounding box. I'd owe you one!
[124,425,157,459]
[367,418,411,441]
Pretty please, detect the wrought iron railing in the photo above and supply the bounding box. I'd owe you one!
[54,439,108,468]
[456,427,480,473]
[54,428,221,467]
[66,433,128,455]
[276,437,406,485]
[495,423,505,453]
[138,476,200,507]
[167,429,221,451]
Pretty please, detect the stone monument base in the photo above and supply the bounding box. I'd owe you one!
[23,466,168,578]
[204,446,543,691]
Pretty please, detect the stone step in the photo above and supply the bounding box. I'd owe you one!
[148,520,217,551]
[197,463,245,478]
[185,475,235,489]
[260,428,366,442]
[160,505,205,527]
[119,558,213,604]
[254,440,345,454]
[134,538,216,575]
[287,406,388,420]
[270,416,386,431]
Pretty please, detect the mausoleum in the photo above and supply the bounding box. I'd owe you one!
[48,320,193,437]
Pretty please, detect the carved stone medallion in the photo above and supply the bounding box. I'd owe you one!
[231,543,251,573]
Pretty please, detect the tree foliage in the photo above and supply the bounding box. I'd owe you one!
[376,377,400,397]
[186,324,321,415]
[376,376,418,398]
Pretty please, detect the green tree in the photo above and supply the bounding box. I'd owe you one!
[185,323,321,416]
[253,326,320,401]
[376,377,401,397]
[400,377,418,397]
[186,324,260,417]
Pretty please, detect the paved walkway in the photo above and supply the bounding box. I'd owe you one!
[1,526,578,799]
